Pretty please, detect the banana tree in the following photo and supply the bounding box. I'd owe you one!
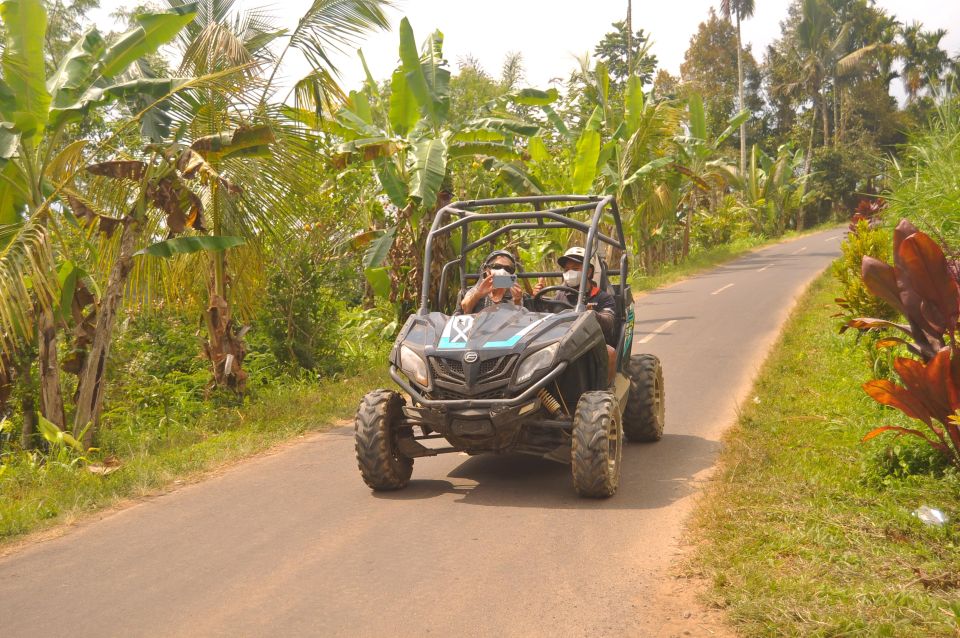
[672,93,747,257]
[740,142,808,236]
[0,0,199,432]
[596,75,683,269]
[322,18,545,314]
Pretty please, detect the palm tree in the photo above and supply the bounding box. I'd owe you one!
[899,22,949,102]
[161,0,393,390]
[782,0,883,228]
[720,0,755,177]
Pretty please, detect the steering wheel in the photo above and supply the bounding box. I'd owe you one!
[532,285,579,313]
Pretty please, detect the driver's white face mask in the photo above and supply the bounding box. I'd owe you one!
[562,269,581,287]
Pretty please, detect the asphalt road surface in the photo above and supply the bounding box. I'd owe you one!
[0,228,845,637]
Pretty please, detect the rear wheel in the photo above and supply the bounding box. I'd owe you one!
[355,390,413,490]
[571,391,622,498]
[623,354,665,442]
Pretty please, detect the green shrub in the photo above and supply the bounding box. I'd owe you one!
[259,241,351,375]
[693,195,753,250]
[833,220,896,321]
[862,437,955,487]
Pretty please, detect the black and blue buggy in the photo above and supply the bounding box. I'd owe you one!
[354,196,665,498]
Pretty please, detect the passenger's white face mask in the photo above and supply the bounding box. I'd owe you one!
[562,269,581,287]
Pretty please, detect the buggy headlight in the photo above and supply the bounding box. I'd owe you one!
[399,345,429,386]
[515,343,559,384]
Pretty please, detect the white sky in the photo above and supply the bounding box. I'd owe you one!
[91,0,960,97]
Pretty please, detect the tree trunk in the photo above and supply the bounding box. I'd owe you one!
[833,88,841,147]
[736,13,746,176]
[820,91,829,147]
[202,292,249,395]
[19,357,37,450]
[799,103,817,232]
[38,308,66,428]
[0,352,13,420]
[73,217,138,446]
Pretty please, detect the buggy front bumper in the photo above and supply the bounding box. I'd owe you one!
[389,361,568,410]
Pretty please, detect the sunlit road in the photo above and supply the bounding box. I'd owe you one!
[0,228,844,637]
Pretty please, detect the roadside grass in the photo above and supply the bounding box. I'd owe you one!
[693,272,960,637]
[631,223,838,293]
[0,366,388,544]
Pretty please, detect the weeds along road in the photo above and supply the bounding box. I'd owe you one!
[0,228,845,637]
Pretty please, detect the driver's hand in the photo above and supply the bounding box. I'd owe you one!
[511,283,523,305]
[532,276,546,295]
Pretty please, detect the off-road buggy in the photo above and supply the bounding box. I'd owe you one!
[355,195,665,497]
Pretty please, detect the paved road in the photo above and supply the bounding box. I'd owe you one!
[0,228,845,637]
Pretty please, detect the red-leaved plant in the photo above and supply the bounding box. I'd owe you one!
[849,197,886,231]
[847,219,960,468]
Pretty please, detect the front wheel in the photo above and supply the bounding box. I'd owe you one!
[623,354,665,442]
[571,391,622,498]
[355,389,413,490]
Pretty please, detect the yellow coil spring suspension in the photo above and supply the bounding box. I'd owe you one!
[538,388,563,416]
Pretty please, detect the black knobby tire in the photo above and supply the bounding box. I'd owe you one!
[623,353,665,442]
[571,391,622,498]
[355,389,413,490]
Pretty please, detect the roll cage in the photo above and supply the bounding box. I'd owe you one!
[419,195,628,315]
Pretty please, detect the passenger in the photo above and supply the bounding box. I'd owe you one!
[458,250,530,314]
[533,247,618,384]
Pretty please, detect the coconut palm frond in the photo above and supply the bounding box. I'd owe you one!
[292,68,347,116]
[288,0,392,64]
[0,219,58,354]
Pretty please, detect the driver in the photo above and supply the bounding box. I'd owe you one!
[458,250,530,314]
[533,247,618,382]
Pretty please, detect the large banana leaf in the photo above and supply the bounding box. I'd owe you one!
[408,135,448,211]
[448,141,520,161]
[715,109,750,148]
[687,93,707,142]
[97,3,198,79]
[332,137,399,168]
[419,29,450,119]
[0,162,25,224]
[398,18,436,124]
[49,77,192,128]
[374,158,407,208]
[191,124,274,162]
[625,76,644,132]
[450,129,506,143]
[0,123,19,164]
[495,161,543,196]
[527,136,550,162]
[541,104,572,142]
[0,0,50,140]
[349,89,373,124]
[388,67,419,136]
[362,225,395,268]
[571,129,600,194]
[462,117,539,138]
[46,28,106,108]
[506,88,558,106]
[595,61,610,111]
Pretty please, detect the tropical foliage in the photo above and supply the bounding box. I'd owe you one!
[0,0,957,487]
[846,220,960,468]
